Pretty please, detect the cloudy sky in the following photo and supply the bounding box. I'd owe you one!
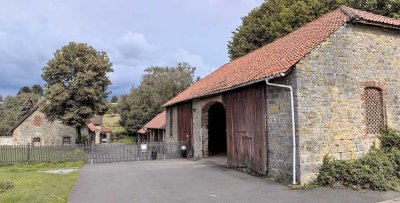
[0,0,263,97]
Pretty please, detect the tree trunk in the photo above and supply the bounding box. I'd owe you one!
[76,126,82,143]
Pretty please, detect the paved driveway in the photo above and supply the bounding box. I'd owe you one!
[69,159,400,203]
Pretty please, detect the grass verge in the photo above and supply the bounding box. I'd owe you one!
[0,162,84,203]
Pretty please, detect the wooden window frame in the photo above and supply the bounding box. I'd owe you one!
[32,137,41,144]
[63,136,71,145]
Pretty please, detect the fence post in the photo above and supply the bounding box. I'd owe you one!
[26,143,31,162]
[137,142,140,162]
[163,142,166,160]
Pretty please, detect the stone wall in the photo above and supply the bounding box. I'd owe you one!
[295,23,400,184]
[10,109,77,145]
[165,106,178,142]
[266,73,299,182]
[192,96,223,159]
[0,137,14,145]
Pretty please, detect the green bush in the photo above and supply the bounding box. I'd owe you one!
[381,128,400,149]
[317,129,400,191]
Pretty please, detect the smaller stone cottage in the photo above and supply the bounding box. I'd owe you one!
[0,102,110,146]
[0,103,77,145]
[138,111,166,142]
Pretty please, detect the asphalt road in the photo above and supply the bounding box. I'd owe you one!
[69,159,400,203]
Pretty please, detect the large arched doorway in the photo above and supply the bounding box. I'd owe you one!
[207,102,227,157]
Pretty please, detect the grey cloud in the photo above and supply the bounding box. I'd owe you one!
[0,0,263,97]
[116,32,158,60]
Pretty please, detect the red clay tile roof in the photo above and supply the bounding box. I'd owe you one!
[87,123,97,132]
[101,127,112,133]
[344,7,400,27]
[164,7,400,107]
[143,111,166,130]
[138,128,147,134]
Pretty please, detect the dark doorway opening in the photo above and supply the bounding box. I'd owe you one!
[208,102,227,156]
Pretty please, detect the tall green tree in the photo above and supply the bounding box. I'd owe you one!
[31,84,43,96]
[228,0,400,60]
[42,42,113,142]
[18,86,31,95]
[119,62,195,134]
[111,96,118,103]
[0,93,39,136]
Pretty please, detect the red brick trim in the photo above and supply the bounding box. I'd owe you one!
[360,81,387,134]
[361,81,385,89]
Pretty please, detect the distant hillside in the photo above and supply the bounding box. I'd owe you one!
[103,114,126,136]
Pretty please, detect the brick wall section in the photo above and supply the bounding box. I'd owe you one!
[10,110,77,145]
[266,73,299,182]
[295,23,400,184]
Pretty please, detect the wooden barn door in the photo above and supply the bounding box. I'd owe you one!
[177,102,193,155]
[223,83,266,174]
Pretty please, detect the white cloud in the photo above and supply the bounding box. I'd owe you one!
[169,48,211,76]
[116,32,158,60]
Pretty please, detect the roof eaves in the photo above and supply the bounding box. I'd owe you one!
[8,104,41,133]
[163,71,291,107]
[340,5,400,30]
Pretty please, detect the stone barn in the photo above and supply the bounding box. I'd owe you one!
[163,7,400,185]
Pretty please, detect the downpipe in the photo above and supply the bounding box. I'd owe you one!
[265,78,297,185]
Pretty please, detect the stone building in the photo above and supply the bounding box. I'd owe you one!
[138,111,166,142]
[87,115,112,144]
[0,103,109,146]
[0,103,78,146]
[163,7,400,185]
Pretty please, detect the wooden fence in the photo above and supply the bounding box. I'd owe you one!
[0,141,187,164]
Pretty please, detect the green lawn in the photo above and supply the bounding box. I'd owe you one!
[0,162,84,203]
[112,136,135,144]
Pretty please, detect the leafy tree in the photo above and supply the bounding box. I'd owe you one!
[0,94,39,136]
[228,0,400,60]
[18,86,31,95]
[119,62,195,134]
[42,42,113,142]
[31,84,43,96]
[111,96,118,103]
[19,96,34,118]
[0,94,3,102]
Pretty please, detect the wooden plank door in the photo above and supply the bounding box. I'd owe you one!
[177,102,193,155]
[223,83,267,174]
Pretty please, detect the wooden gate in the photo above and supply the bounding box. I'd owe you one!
[177,102,193,155]
[223,83,267,174]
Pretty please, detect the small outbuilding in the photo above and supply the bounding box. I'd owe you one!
[163,7,400,185]
[138,111,166,142]
[0,102,109,146]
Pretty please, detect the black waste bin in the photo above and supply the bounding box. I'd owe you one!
[180,146,187,158]
[151,151,157,160]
